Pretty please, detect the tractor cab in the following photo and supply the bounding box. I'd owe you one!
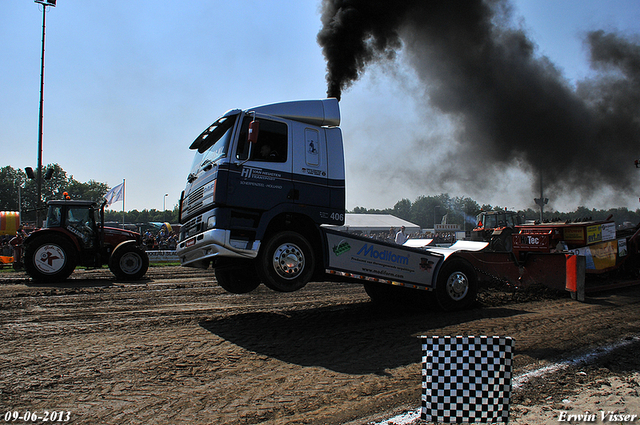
[45,200,99,249]
[471,210,523,251]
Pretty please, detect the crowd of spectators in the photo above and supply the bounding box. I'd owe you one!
[1,236,15,256]
[0,226,29,266]
[143,225,178,251]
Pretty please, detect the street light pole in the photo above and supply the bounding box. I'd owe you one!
[163,193,168,221]
[34,0,56,227]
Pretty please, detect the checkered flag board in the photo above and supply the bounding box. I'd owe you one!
[421,336,514,423]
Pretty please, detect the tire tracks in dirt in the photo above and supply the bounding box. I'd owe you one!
[1,267,639,424]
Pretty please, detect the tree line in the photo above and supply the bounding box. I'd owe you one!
[0,164,178,224]
[351,194,640,229]
[3,164,639,228]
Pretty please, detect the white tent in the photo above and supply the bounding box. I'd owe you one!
[324,214,421,236]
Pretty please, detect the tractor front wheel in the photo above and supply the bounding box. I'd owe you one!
[109,243,149,280]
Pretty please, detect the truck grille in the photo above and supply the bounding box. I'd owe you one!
[185,186,205,216]
[179,215,203,242]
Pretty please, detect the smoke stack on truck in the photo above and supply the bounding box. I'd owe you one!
[176,99,587,310]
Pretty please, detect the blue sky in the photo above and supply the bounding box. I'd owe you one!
[2,1,640,213]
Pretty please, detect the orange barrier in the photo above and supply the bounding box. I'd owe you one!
[565,254,577,293]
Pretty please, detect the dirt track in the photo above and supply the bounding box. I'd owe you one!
[1,266,639,424]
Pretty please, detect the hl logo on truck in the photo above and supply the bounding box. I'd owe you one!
[240,166,281,181]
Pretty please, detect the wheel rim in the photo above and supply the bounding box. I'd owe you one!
[119,252,142,274]
[272,242,305,280]
[446,271,469,301]
[34,244,67,274]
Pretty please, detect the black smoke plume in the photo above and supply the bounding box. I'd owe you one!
[317,0,640,208]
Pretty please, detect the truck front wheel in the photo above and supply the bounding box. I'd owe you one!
[24,234,78,283]
[435,258,477,311]
[258,231,315,292]
[109,243,149,280]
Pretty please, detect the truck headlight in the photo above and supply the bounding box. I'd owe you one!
[207,215,216,229]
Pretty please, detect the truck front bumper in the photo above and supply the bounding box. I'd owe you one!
[176,229,260,268]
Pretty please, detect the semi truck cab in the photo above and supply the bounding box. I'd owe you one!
[177,99,346,293]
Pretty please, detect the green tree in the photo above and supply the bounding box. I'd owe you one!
[65,179,110,201]
[410,195,443,228]
[0,166,26,211]
[0,163,110,222]
[392,198,412,221]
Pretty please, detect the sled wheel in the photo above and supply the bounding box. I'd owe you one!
[109,243,149,280]
[258,231,314,292]
[435,258,477,311]
[24,234,77,283]
[215,261,261,294]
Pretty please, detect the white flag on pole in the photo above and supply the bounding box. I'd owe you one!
[104,182,125,206]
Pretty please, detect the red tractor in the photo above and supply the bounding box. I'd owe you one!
[471,210,523,251]
[23,200,149,282]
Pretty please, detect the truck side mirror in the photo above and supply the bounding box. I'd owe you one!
[248,119,260,144]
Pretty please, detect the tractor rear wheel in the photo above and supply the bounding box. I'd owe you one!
[24,234,78,283]
[490,228,513,252]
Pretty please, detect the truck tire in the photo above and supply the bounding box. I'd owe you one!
[24,234,78,283]
[435,258,477,311]
[258,231,314,292]
[109,243,149,281]
[215,262,261,294]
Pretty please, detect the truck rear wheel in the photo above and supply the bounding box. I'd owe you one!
[24,234,77,283]
[215,261,261,294]
[109,243,149,280]
[435,258,477,311]
[258,231,314,292]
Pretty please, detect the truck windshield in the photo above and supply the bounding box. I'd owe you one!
[188,114,238,176]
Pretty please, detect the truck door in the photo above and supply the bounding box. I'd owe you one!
[292,125,330,212]
[229,116,294,214]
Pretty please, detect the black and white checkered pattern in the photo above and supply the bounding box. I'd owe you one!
[421,336,514,423]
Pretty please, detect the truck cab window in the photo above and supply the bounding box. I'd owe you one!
[236,117,288,162]
[188,115,237,179]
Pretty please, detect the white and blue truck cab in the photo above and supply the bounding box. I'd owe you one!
[176,99,348,294]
